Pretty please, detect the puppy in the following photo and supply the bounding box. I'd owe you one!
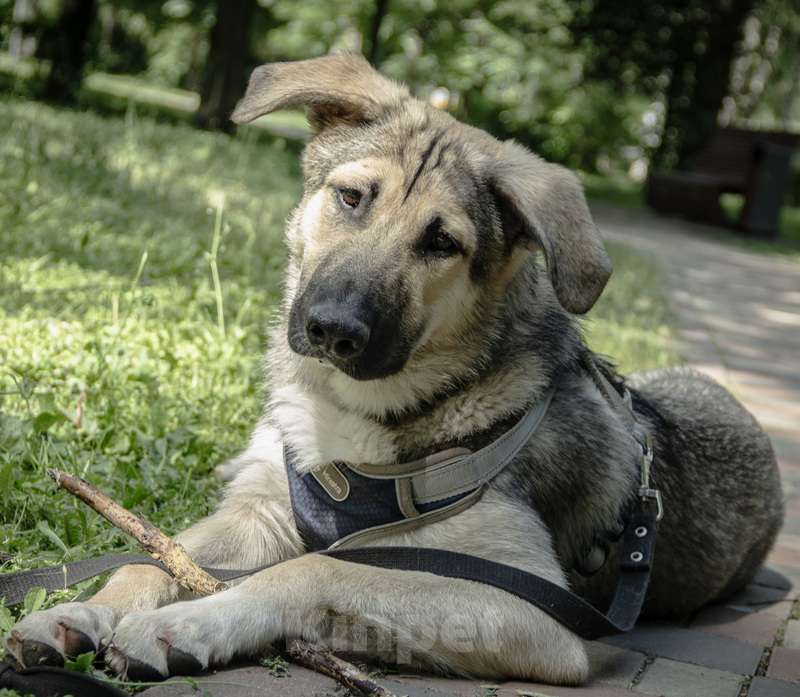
[7,55,783,685]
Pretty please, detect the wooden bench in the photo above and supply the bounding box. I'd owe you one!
[646,127,799,239]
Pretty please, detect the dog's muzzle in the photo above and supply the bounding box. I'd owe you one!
[288,283,415,380]
[305,302,370,361]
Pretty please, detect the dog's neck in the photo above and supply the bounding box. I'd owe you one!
[266,266,585,473]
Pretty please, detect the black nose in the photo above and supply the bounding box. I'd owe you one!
[306,305,370,360]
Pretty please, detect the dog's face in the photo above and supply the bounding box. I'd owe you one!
[233,56,612,383]
[283,113,515,382]
[286,145,487,380]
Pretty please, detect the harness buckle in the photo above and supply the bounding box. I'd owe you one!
[638,434,663,521]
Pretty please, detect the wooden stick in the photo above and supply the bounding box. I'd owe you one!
[287,640,398,697]
[48,468,397,697]
[47,469,226,595]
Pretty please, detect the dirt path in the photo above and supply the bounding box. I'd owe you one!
[595,203,800,465]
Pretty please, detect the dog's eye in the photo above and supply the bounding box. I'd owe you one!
[421,218,460,258]
[429,232,458,255]
[338,188,362,209]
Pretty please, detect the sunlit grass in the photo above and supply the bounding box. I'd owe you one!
[0,98,299,584]
[0,98,674,637]
[585,243,677,373]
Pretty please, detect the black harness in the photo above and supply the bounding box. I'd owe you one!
[0,365,662,696]
[286,450,478,551]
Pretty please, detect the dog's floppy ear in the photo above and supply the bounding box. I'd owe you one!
[231,54,409,130]
[489,141,612,314]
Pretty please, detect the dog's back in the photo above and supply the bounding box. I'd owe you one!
[575,366,783,617]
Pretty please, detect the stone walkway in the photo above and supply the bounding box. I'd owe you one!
[143,206,800,697]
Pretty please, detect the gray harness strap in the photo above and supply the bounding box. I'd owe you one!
[290,384,557,550]
[348,386,556,505]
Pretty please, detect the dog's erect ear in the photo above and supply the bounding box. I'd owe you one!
[231,54,409,130]
[489,141,612,314]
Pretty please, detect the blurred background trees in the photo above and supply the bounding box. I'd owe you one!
[194,0,256,131]
[0,0,797,180]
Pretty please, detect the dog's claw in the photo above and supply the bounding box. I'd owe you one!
[118,654,165,682]
[21,639,64,668]
[167,645,204,676]
[60,624,97,658]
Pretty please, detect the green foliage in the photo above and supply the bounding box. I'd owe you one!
[64,650,97,673]
[4,1,798,175]
[572,0,800,168]
[263,0,649,170]
[259,653,291,677]
[22,587,46,616]
[0,603,14,633]
[727,0,800,126]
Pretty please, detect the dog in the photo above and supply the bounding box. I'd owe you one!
[7,54,784,686]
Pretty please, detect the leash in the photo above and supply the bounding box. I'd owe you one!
[1,498,656,639]
[0,660,129,697]
[0,507,657,695]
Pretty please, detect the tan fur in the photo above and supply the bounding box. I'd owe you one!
[489,141,612,313]
[231,54,409,129]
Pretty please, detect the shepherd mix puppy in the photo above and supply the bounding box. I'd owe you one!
[8,55,784,685]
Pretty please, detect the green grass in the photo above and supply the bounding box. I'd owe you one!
[0,97,674,643]
[0,96,301,615]
[583,243,676,373]
[581,172,645,210]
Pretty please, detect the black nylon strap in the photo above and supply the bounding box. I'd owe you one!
[0,554,259,607]
[0,660,129,697]
[0,501,656,641]
[326,505,656,640]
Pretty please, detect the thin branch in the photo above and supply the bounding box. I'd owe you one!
[287,640,398,697]
[48,469,397,697]
[47,469,226,596]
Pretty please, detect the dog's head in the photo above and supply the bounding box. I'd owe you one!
[233,55,611,384]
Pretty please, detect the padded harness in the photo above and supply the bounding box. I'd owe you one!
[286,386,556,551]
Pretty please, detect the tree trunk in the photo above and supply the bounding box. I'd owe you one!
[782,52,800,128]
[653,0,755,169]
[365,0,390,65]
[40,0,97,103]
[195,0,256,133]
[651,58,692,170]
[9,0,39,59]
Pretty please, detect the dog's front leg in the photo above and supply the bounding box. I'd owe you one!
[107,553,589,684]
[7,431,302,668]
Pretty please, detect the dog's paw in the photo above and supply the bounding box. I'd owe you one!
[6,602,115,667]
[106,603,215,681]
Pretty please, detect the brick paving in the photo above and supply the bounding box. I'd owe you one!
[143,207,800,696]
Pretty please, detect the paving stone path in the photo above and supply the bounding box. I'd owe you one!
[143,206,800,697]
